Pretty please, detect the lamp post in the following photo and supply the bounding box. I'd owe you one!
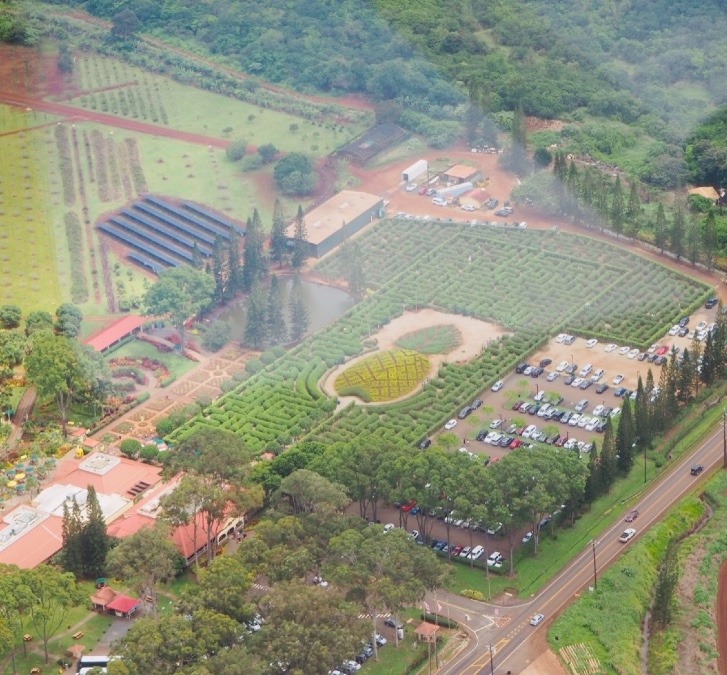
[590,539,598,590]
[489,643,495,675]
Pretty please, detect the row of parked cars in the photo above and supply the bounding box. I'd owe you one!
[427,538,506,567]
[331,632,389,673]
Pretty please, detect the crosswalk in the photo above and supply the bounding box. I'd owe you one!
[357,612,391,620]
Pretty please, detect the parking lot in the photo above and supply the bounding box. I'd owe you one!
[433,301,722,462]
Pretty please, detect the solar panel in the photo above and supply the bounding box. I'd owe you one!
[109,217,194,262]
[98,223,180,268]
[120,209,213,256]
[144,195,231,240]
[133,202,217,247]
[127,252,165,274]
[181,201,245,235]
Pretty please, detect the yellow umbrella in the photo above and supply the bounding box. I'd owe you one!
[6,480,17,489]
[14,473,25,482]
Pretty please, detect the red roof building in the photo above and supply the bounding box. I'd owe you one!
[84,314,146,352]
[106,594,141,618]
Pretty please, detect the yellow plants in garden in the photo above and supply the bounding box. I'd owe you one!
[334,349,430,402]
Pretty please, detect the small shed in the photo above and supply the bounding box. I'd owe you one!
[90,586,117,612]
[442,164,481,185]
[107,594,141,618]
[415,621,440,643]
[460,188,490,209]
[402,159,428,183]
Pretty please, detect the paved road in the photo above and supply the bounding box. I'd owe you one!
[430,421,725,674]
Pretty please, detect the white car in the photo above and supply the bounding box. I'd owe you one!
[618,528,636,543]
[556,360,569,372]
[604,343,618,352]
[343,660,362,672]
[491,380,504,392]
[571,377,583,388]
[487,551,503,567]
[555,333,567,344]
[577,415,590,428]
[585,417,600,431]
[444,419,457,430]
[530,613,545,626]
[432,197,448,206]
[618,346,630,356]
[647,343,659,354]
[488,433,502,445]
[522,531,533,544]
[461,204,476,212]
[592,404,605,417]
[384,523,396,533]
[469,545,485,560]
[490,418,503,429]
[568,414,581,427]
[668,325,680,336]
[696,320,708,332]
[546,372,560,382]
[586,338,598,348]
[612,374,625,385]
[627,348,639,359]
[405,183,417,192]
[610,407,621,417]
[522,424,537,439]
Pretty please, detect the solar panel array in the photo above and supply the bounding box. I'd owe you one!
[97,196,244,274]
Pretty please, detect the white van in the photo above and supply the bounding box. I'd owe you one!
[579,364,593,377]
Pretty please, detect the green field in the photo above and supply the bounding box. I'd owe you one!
[395,324,462,354]
[66,55,365,156]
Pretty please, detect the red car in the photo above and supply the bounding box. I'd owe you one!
[512,401,523,411]
[401,500,418,513]
[509,438,522,449]
[656,345,669,356]
[451,545,464,556]
[625,509,639,523]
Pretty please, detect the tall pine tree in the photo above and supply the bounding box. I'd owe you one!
[703,210,718,271]
[61,498,84,578]
[243,281,267,349]
[270,198,289,264]
[242,209,267,292]
[289,273,309,341]
[616,397,635,474]
[227,228,242,298]
[654,203,667,253]
[599,419,618,492]
[291,205,308,270]
[670,202,686,260]
[610,176,625,235]
[266,275,287,346]
[82,485,109,578]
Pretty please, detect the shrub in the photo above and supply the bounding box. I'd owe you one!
[139,444,159,463]
[119,438,141,458]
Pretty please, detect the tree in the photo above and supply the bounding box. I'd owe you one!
[111,8,141,40]
[291,205,308,271]
[241,209,267,292]
[583,443,600,504]
[328,526,449,659]
[25,567,84,663]
[670,202,686,260]
[83,485,110,579]
[24,310,53,336]
[225,138,248,162]
[289,274,309,341]
[228,228,242,297]
[143,266,215,351]
[625,181,641,233]
[0,305,21,329]
[501,107,529,176]
[652,540,679,627]
[0,565,34,673]
[25,333,110,436]
[58,43,74,74]
[341,242,366,298]
[107,525,182,616]
[266,275,287,346]
[212,236,226,302]
[686,215,702,266]
[257,143,278,164]
[703,210,718,271]
[243,281,266,349]
[55,303,83,338]
[615,397,635,474]
[277,469,350,516]
[257,583,369,674]
[609,176,625,235]
[598,419,618,492]
[119,438,142,459]
[654,203,667,253]
[273,153,316,196]
[269,199,289,264]
[61,497,84,578]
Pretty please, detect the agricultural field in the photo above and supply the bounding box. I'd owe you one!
[0,113,64,311]
[171,219,708,454]
[395,324,462,354]
[333,349,430,402]
[65,55,364,156]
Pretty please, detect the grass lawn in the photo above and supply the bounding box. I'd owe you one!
[395,324,462,355]
[105,339,198,380]
[47,613,116,656]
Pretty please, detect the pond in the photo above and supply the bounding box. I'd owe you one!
[220,276,355,340]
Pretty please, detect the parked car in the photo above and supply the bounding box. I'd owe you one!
[458,406,472,419]
[444,419,457,430]
[432,197,448,206]
[596,383,609,394]
[546,372,560,382]
[494,207,513,216]
[613,374,625,385]
[530,613,545,627]
[604,343,618,352]
[586,338,598,348]
[522,531,533,544]
[418,438,432,450]
[706,297,718,309]
[556,360,569,372]
[491,380,504,392]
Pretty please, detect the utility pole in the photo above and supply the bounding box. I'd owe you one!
[723,409,726,469]
[489,643,494,675]
[591,539,597,590]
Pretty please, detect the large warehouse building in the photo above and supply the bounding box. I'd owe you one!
[286,190,384,258]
